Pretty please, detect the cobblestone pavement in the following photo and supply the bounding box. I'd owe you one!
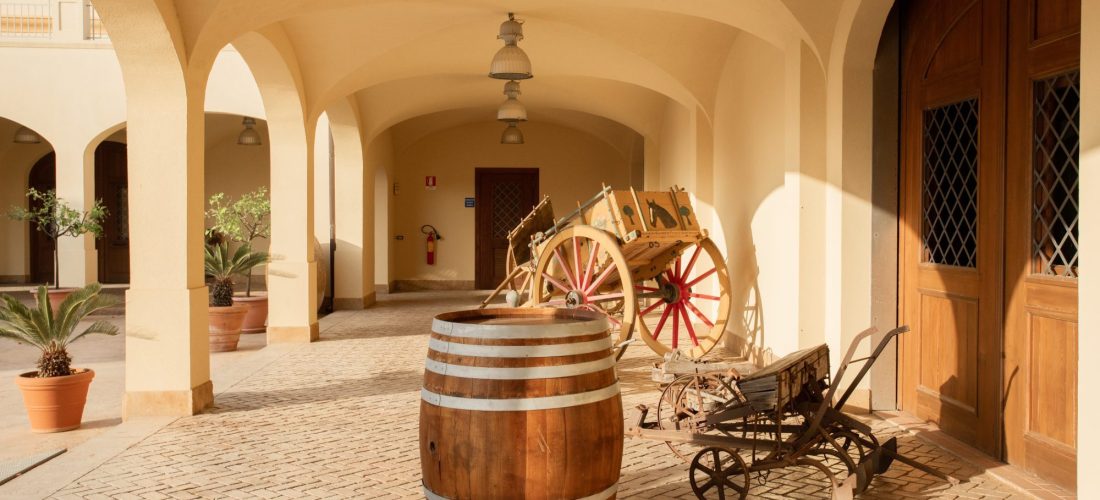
[48,291,1030,499]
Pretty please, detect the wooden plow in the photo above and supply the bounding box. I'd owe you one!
[626,326,963,499]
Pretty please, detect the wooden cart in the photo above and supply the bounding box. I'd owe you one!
[481,185,732,360]
[626,326,961,499]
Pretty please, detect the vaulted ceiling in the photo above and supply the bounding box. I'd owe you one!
[124,0,851,144]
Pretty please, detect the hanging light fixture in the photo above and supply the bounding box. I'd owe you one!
[501,121,524,145]
[489,13,532,80]
[12,125,41,144]
[237,117,262,146]
[497,80,527,122]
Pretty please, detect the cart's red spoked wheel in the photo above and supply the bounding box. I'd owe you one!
[636,237,731,359]
[531,226,636,359]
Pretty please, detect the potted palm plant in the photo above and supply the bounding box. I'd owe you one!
[8,189,107,310]
[1,283,120,432]
[206,188,271,333]
[205,242,268,352]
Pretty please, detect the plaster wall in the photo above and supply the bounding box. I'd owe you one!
[391,120,630,284]
[0,47,265,285]
[710,35,798,363]
[656,101,696,191]
[371,131,395,290]
[0,120,53,282]
[203,114,272,257]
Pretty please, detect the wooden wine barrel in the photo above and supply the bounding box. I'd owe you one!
[420,308,623,500]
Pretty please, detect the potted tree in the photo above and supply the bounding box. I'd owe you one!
[1,283,120,432]
[206,188,271,333]
[8,188,107,310]
[205,242,268,352]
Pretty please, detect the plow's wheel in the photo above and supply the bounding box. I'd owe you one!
[657,374,737,463]
[689,447,750,499]
[636,237,732,358]
[531,226,637,359]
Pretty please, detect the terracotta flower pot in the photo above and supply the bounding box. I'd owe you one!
[209,305,248,352]
[233,293,268,333]
[36,288,75,311]
[15,368,95,433]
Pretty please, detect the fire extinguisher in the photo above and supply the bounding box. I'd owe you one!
[421,225,442,265]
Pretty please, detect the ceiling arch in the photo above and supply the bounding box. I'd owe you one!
[354,73,666,142]
[388,106,641,159]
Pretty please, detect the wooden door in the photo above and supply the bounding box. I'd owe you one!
[94,141,130,284]
[474,168,538,289]
[1003,0,1079,489]
[899,0,1004,455]
[27,153,55,285]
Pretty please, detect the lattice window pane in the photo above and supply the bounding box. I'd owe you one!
[1032,70,1080,278]
[491,182,524,239]
[922,99,979,268]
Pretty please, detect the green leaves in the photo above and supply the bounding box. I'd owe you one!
[205,242,270,282]
[7,188,108,240]
[0,283,121,376]
[205,187,271,244]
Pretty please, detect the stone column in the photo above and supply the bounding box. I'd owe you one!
[53,143,97,288]
[329,100,374,310]
[123,88,212,417]
[266,129,318,342]
[94,0,214,419]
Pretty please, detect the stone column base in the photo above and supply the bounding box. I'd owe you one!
[124,380,213,418]
[268,323,320,343]
[333,292,376,310]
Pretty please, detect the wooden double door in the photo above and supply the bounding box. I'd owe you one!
[900,0,1079,489]
[474,168,539,289]
[27,141,129,284]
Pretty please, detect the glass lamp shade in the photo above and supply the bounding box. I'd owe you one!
[501,122,524,144]
[497,97,527,121]
[498,16,524,45]
[237,117,262,146]
[503,80,521,98]
[489,45,532,80]
[12,125,41,144]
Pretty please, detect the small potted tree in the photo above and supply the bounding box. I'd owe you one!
[1,283,120,432]
[8,188,107,309]
[205,242,268,352]
[206,188,271,333]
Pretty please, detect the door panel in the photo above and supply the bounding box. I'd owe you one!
[474,168,538,289]
[28,153,55,285]
[1003,0,1079,489]
[899,0,1003,455]
[95,141,129,284]
[903,0,1080,488]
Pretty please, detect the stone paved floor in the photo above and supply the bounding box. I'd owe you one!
[41,291,1032,499]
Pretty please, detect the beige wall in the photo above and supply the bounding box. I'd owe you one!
[0,118,54,282]
[203,114,272,256]
[0,47,265,285]
[371,131,396,290]
[390,120,632,284]
[709,35,794,362]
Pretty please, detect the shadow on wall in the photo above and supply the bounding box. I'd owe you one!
[723,241,770,367]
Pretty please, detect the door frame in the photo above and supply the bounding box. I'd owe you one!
[897,0,1005,456]
[473,167,539,290]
